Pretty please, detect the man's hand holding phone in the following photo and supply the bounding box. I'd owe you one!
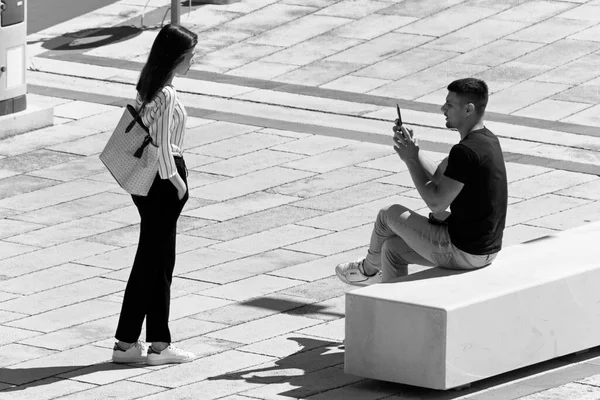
[393,104,419,163]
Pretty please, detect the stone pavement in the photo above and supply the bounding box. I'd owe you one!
[1,0,600,398]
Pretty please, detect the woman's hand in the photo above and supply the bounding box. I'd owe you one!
[169,174,187,200]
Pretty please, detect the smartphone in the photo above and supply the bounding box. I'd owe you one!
[396,104,408,140]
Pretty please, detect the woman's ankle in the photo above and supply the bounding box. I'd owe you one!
[151,342,169,351]
[117,341,134,350]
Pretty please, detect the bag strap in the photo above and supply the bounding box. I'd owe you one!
[125,100,148,133]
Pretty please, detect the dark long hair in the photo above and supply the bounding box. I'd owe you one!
[136,24,198,103]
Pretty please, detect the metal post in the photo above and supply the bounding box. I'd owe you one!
[171,0,180,24]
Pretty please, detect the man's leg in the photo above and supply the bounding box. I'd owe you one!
[380,236,434,282]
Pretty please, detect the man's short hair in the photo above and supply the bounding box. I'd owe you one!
[447,78,488,116]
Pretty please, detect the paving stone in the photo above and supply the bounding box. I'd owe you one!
[169,294,235,320]
[270,248,364,282]
[27,155,107,182]
[188,131,293,158]
[513,99,591,121]
[9,296,119,335]
[249,14,353,47]
[0,263,108,296]
[7,216,126,248]
[316,0,390,19]
[56,364,150,385]
[291,181,402,212]
[0,219,45,241]
[570,23,600,43]
[285,294,346,322]
[193,149,304,177]
[270,166,390,198]
[505,159,553,184]
[307,379,399,400]
[184,121,260,149]
[205,313,320,344]
[259,128,310,139]
[533,54,600,86]
[0,292,17,303]
[10,192,130,226]
[139,379,263,400]
[508,17,595,44]
[189,167,315,201]
[0,343,56,368]
[296,317,344,342]
[508,170,597,199]
[57,109,122,134]
[270,135,348,156]
[296,194,422,232]
[0,277,122,315]
[228,60,299,79]
[285,223,371,256]
[423,18,530,53]
[517,39,600,69]
[456,40,544,69]
[558,3,600,21]
[201,42,285,70]
[379,0,467,17]
[283,143,389,174]
[354,46,459,80]
[192,293,315,325]
[199,274,304,302]
[328,32,432,65]
[369,61,489,99]
[0,175,61,201]
[240,364,359,400]
[170,335,241,360]
[274,60,365,86]
[0,378,94,400]
[526,200,600,230]
[561,103,600,126]
[0,326,39,347]
[279,276,351,302]
[238,90,381,115]
[398,4,499,37]
[495,0,576,23]
[210,224,331,255]
[175,247,249,275]
[239,332,333,358]
[0,123,99,157]
[488,81,570,114]
[0,240,117,278]
[85,224,140,248]
[263,34,363,66]
[505,194,591,227]
[130,349,275,388]
[501,224,559,247]
[183,249,318,284]
[518,382,600,399]
[0,178,111,212]
[53,101,117,120]
[0,309,27,324]
[74,245,137,270]
[321,75,391,93]
[223,3,316,34]
[0,149,81,174]
[556,178,600,200]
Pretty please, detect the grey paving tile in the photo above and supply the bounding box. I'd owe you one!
[526,200,600,230]
[501,224,558,247]
[553,83,600,104]
[74,245,136,270]
[285,295,346,322]
[0,326,39,347]
[508,170,597,199]
[263,34,364,66]
[130,349,275,388]
[182,249,318,284]
[379,0,466,18]
[56,363,149,385]
[184,121,261,149]
[187,131,294,158]
[316,0,391,19]
[223,3,317,34]
[513,99,591,121]
[85,224,139,248]
[0,175,61,200]
[239,332,333,358]
[198,274,304,302]
[0,310,27,324]
[558,3,600,21]
[0,277,122,315]
[454,39,545,67]
[0,150,81,174]
[0,219,45,240]
[191,293,315,325]
[0,263,108,296]
[274,60,365,86]
[0,378,93,400]
[270,248,364,282]
[137,378,263,400]
[175,247,249,275]
[556,178,600,200]
[193,149,304,177]
[9,192,130,226]
[285,223,371,256]
[279,276,351,302]
[0,343,56,368]
[505,193,590,227]
[205,313,320,344]
[0,240,117,278]
[495,0,576,23]
[488,81,570,114]
[291,181,401,212]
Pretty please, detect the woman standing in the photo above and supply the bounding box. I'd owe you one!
[112,24,197,366]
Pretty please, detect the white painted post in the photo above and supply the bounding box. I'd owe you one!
[171,0,180,24]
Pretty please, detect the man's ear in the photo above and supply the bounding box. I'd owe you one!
[465,103,475,116]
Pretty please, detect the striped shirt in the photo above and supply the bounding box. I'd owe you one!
[135,86,186,179]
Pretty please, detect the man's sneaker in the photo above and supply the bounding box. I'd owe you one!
[112,340,148,364]
[147,345,196,366]
[335,259,382,286]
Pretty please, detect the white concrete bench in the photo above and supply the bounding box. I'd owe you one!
[344,221,600,390]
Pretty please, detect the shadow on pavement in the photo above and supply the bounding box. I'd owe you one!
[0,362,144,392]
[240,296,345,320]
[34,26,146,52]
[206,335,600,399]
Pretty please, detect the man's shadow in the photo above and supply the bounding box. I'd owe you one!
[0,362,144,391]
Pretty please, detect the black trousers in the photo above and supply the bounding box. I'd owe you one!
[115,156,188,343]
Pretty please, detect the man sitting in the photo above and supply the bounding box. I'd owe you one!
[336,78,508,285]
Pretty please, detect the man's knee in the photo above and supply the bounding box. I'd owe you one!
[378,204,410,219]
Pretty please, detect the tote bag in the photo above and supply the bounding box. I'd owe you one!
[99,104,159,196]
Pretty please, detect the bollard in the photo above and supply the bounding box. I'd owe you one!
[171,0,180,24]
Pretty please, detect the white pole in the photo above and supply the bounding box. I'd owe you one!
[171,0,180,24]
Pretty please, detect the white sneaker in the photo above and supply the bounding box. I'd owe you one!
[335,259,382,286]
[147,345,196,366]
[112,340,148,364]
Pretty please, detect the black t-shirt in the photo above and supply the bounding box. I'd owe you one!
[444,127,507,255]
